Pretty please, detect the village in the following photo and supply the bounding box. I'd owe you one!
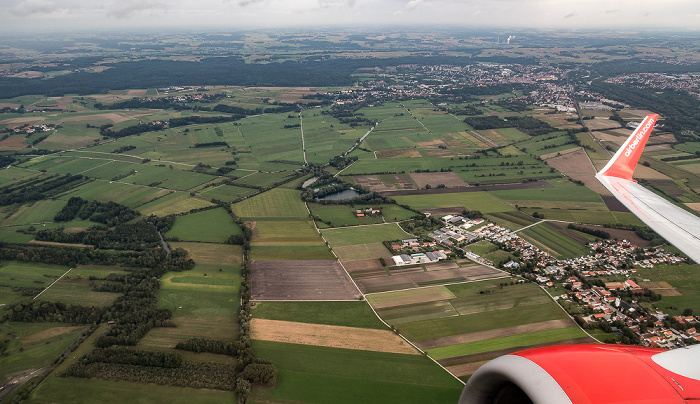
[388,213,698,349]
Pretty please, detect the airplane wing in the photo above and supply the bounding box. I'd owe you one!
[458,114,700,404]
[595,113,700,264]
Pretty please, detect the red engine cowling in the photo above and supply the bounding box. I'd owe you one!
[459,344,700,404]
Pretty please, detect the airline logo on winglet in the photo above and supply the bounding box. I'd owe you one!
[624,117,656,157]
[598,114,658,182]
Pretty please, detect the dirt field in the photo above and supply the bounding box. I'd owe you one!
[59,112,136,124]
[375,148,422,158]
[250,318,418,355]
[586,118,622,131]
[409,172,468,189]
[29,240,91,248]
[639,281,681,296]
[0,117,44,126]
[353,175,396,192]
[544,148,609,195]
[394,174,414,189]
[0,137,28,150]
[415,319,574,349]
[357,265,505,294]
[424,261,460,271]
[21,326,85,344]
[575,224,651,247]
[686,203,700,213]
[251,260,362,300]
[446,361,489,377]
[633,165,671,180]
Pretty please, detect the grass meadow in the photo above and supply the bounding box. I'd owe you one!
[251,341,463,404]
[166,207,242,243]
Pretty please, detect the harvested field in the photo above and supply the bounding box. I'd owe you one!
[425,261,460,271]
[342,258,386,273]
[251,260,361,301]
[633,165,671,180]
[334,242,392,262]
[639,281,681,296]
[169,242,242,266]
[381,180,552,196]
[29,240,91,248]
[140,316,237,348]
[415,319,573,349]
[250,318,418,355]
[409,172,468,189]
[586,118,622,131]
[58,113,135,124]
[686,203,700,212]
[539,146,581,161]
[21,326,85,344]
[375,148,422,158]
[367,286,455,309]
[545,148,609,195]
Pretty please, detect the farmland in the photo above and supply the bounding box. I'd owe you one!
[2,29,700,404]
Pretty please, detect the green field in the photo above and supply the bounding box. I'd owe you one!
[166,207,242,243]
[0,322,87,382]
[394,191,513,213]
[490,180,603,202]
[426,327,587,359]
[232,188,309,219]
[321,223,409,247]
[26,377,236,404]
[519,222,592,259]
[309,203,418,227]
[252,301,387,329]
[637,263,700,316]
[251,341,463,404]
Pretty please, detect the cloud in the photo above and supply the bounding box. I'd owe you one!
[564,12,577,18]
[9,0,76,17]
[406,0,427,10]
[108,0,169,18]
[318,0,357,7]
[605,9,620,14]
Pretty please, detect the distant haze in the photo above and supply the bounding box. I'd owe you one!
[1,0,699,34]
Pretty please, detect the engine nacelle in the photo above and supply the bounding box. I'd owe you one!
[459,344,700,404]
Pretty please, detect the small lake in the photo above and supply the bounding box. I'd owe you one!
[317,189,361,201]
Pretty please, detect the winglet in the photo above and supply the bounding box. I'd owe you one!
[598,114,659,181]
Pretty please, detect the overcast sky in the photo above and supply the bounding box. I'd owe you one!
[1,0,699,34]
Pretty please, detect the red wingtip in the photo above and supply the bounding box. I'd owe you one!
[599,114,659,181]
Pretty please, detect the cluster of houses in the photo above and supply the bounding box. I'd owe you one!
[418,213,695,348]
[13,124,55,134]
[354,207,381,218]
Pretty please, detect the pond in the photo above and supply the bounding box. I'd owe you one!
[317,189,361,201]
